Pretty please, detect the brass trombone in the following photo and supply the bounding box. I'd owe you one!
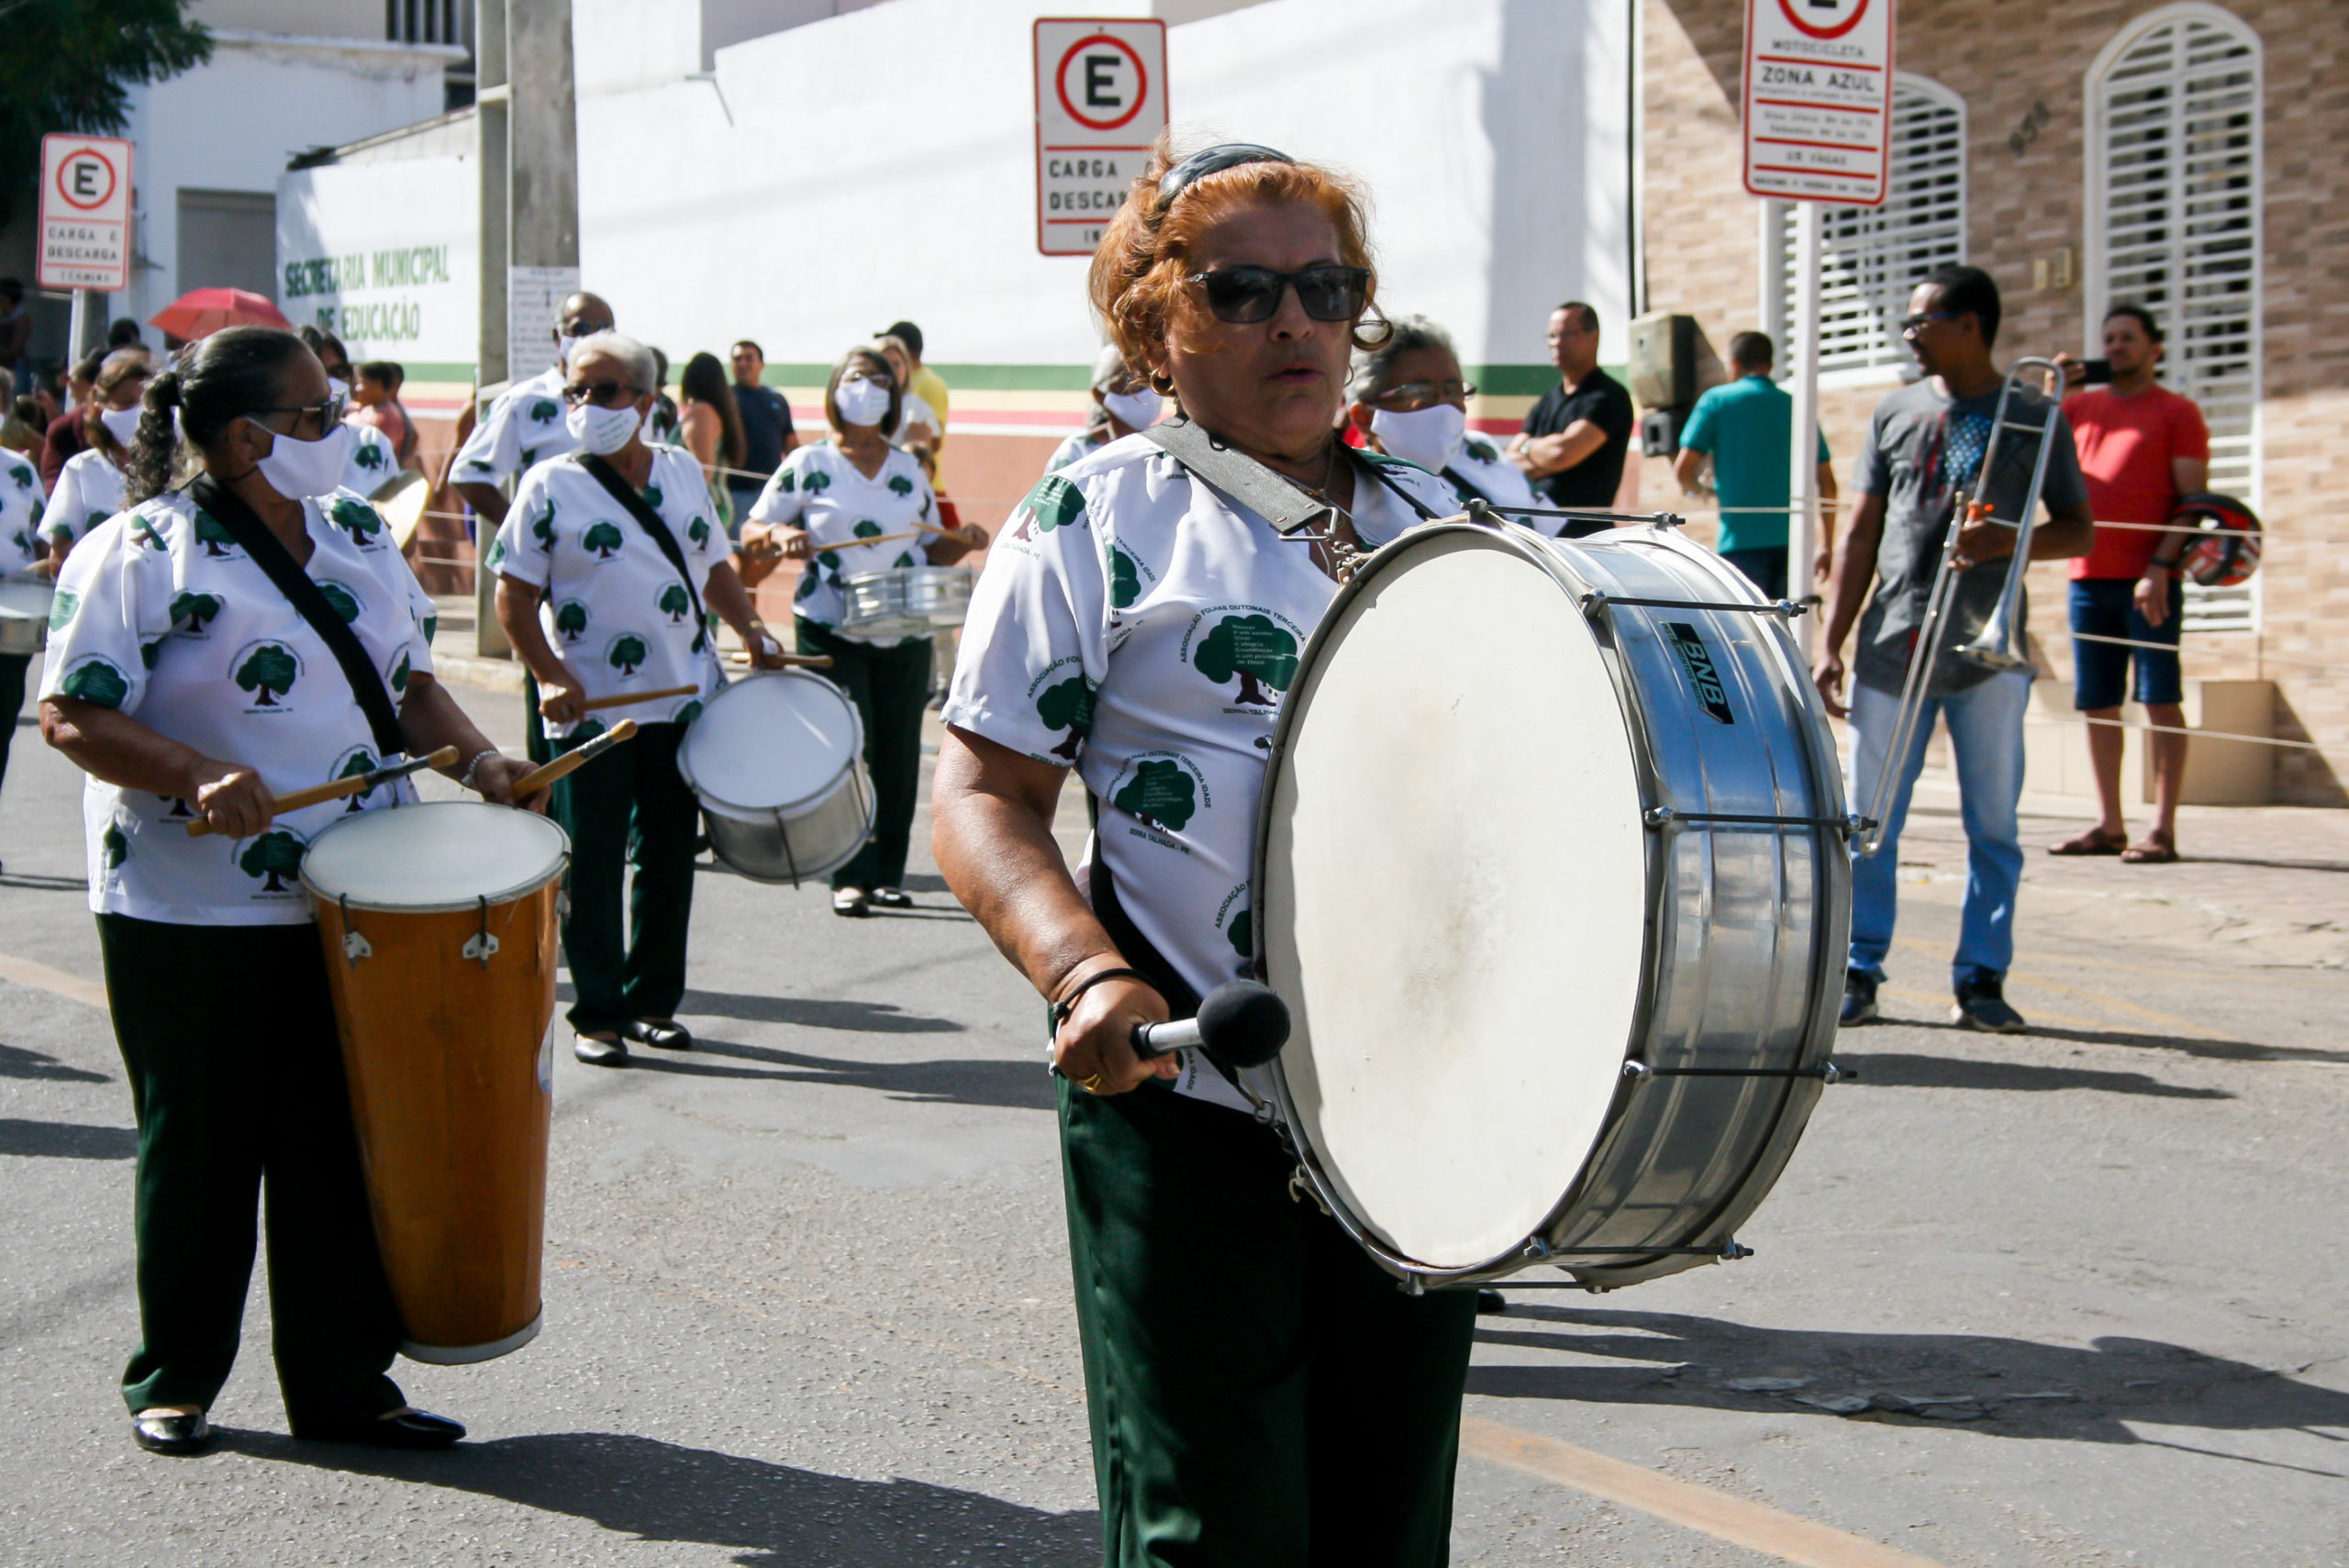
[1857,356,2065,859]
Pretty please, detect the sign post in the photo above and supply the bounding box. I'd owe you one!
[39,133,135,361]
[1741,0,1895,656]
[1033,18,1167,257]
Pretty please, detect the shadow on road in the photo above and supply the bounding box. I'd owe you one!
[1471,1307,2349,1473]
[0,1042,111,1083]
[0,1117,137,1160]
[1857,1015,2347,1066]
[625,1036,1055,1110]
[1832,1051,2232,1097]
[680,989,967,1035]
[236,1429,1098,1565]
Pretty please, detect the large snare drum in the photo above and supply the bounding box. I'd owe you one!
[301,802,570,1362]
[0,578,54,656]
[678,670,874,884]
[841,565,973,639]
[1257,520,1849,1292]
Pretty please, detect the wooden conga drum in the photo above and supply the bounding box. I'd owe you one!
[301,801,570,1362]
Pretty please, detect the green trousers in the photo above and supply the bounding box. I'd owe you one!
[551,719,698,1036]
[796,617,929,891]
[1061,1078,1479,1567]
[96,914,406,1425]
[0,651,28,796]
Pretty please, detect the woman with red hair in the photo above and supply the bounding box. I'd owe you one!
[933,140,1471,1564]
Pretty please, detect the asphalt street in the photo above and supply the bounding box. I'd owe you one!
[3,677,2345,1567]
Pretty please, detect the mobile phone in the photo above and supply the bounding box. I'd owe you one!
[2078,359,2114,384]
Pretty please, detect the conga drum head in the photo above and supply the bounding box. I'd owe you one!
[302,800,570,910]
[679,671,862,814]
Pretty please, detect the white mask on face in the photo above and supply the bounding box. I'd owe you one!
[1370,403,1467,474]
[834,375,892,428]
[1100,386,1161,430]
[555,334,578,372]
[98,405,143,446]
[245,418,355,501]
[565,398,644,456]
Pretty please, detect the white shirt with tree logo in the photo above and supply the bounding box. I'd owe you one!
[43,447,125,549]
[451,365,574,491]
[943,435,1458,1111]
[341,419,399,495]
[39,486,438,924]
[1,449,43,579]
[743,439,939,641]
[491,445,725,742]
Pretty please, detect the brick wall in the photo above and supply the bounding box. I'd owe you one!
[1640,0,2349,804]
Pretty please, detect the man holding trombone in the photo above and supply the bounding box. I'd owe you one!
[1813,265,2094,1034]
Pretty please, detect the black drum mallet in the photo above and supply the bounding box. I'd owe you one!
[1130,980,1292,1073]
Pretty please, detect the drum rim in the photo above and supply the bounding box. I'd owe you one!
[298,799,573,912]
[677,667,868,815]
[1251,518,1842,1286]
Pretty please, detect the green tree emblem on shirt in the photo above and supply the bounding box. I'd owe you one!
[1110,546,1141,610]
[389,649,411,694]
[7,462,30,490]
[583,522,625,560]
[195,511,238,558]
[657,584,690,623]
[554,600,589,641]
[804,469,831,495]
[1113,760,1197,834]
[9,526,34,559]
[353,439,386,471]
[887,474,913,497]
[1035,675,1094,763]
[607,633,649,676]
[169,591,221,633]
[420,611,438,644]
[795,570,818,601]
[853,518,882,540]
[1226,906,1252,959]
[102,821,128,870]
[1010,474,1084,541]
[674,697,704,727]
[139,639,163,669]
[236,644,299,706]
[893,550,916,569]
[483,531,508,572]
[328,496,384,543]
[337,750,379,810]
[317,583,362,622]
[642,484,663,510]
[530,498,557,550]
[47,588,79,632]
[238,829,306,892]
[1464,435,1499,463]
[1195,614,1298,707]
[529,398,560,424]
[775,469,796,495]
[686,515,710,549]
[61,657,128,708]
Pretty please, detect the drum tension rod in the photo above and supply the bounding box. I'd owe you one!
[1582,593,1809,617]
[339,893,371,964]
[460,895,501,968]
[1623,1059,1855,1084]
[1644,806,1876,834]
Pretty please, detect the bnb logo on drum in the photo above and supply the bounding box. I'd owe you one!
[1663,622,1735,725]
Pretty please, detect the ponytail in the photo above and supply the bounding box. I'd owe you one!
[124,370,184,506]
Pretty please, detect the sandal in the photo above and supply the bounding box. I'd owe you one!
[2121,830,2177,864]
[2048,827,2127,856]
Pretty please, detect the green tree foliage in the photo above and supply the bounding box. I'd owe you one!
[195,512,237,557]
[328,497,383,541]
[0,3,210,228]
[237,829,305,892]
[553,600,589,641]
[1113,759,1196,833]
[1035,675,1094,762]
[583,522,625,560]
[168,590,219,632]
[60,657,127,707]
[317,583,362,622]
[1110,547,1141,610]
[1194,614,1297,706]
[608,634,649,675]
[657,584,690,623]
[235,644,298,706]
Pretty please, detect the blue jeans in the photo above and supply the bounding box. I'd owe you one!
[1846,671,2032,989]
[1720,546,1788,602]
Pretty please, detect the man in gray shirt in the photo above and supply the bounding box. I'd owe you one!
[1814,265,2092,1034]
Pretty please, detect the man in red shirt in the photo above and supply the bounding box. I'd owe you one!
[2051,304,2209,863]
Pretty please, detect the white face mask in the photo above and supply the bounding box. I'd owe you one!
[565,398,645,456]
[1370,403,1467,473]
[555,333,578,372]
[98,405,143,446]
[244,418,355,501]
[1101,386,1161,430]
[833,375,892,428]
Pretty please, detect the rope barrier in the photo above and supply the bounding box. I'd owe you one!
[2065,629,2349,677]
[2045,714,2328,752]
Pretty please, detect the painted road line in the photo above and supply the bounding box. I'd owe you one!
[0,951,106,1011]
[1461,1417,1952,1568]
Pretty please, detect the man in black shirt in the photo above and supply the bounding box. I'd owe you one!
[1508,301,1635,537]
[728,339,796,527]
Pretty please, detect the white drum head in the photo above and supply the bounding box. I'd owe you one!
[680,672,862,813]
[301,800,570,911]
[1264,529,1649,1272]
[0,580,55,617]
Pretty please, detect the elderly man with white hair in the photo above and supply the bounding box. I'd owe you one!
[492,329,786,1066]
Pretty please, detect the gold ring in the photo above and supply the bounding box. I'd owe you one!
[1076,1073,1107,1095]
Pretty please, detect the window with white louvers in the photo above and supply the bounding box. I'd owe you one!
[2087,5,2263,633]
[1770,75,1967,384]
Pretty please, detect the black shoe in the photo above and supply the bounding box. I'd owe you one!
[620,1018,693,1051]
[1953,977,2027,1034]
[131,1411,213,1456]
[295,1407,465,1450]
[1839,969,1879,1027]
[573,1032,629,1066]
[831,888,871,917]
[1475,1289,1509,1316]
[868,886,913,909]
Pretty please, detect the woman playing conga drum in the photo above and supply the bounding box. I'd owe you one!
[38,328,540,1456]
[933,142,1470,1565]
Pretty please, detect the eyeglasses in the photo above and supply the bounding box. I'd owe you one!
[1900,310,1960,337]
[845,370,896,389]
[1187,265,1371,326]
[563,379,641,407]
[252,393,347,436]
[1366,378,1475,411]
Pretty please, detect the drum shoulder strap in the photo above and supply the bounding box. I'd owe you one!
[575,452,708,651]
[1142,417,1446,533]
[189,474,406,761]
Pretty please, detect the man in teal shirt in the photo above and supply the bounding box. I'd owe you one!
[1675,332,1838,599]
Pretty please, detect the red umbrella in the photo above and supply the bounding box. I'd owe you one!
[149,287,292,341]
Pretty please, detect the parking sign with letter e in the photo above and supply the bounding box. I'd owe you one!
[1033,18,1168,257]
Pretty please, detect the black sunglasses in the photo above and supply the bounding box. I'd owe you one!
[251,392,347,436]
[1187,265,1370,326]
[1900,310,1960,336]
[563,378,640,407]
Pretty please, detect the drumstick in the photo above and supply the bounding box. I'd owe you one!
[184,745,461,837]
[807,529,920,553]
[579,684,699,712]
[724,652,835,669]
[508,718,639,798]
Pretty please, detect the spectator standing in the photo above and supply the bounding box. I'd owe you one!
[1508,302,1636,535]
[0,281,29,384]
[1814,265,2093,1035]
[106,318,144,351]
[347,361,417,467]
[2048,304,2210,864]
[41,350,107,488]
[879,319,949,445]
[727,339,796,524]
[1673,331,1838,600]
[876,336,941,455]
[675,351,746,536]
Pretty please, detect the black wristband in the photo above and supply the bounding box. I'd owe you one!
[1050,966,1156,1029]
